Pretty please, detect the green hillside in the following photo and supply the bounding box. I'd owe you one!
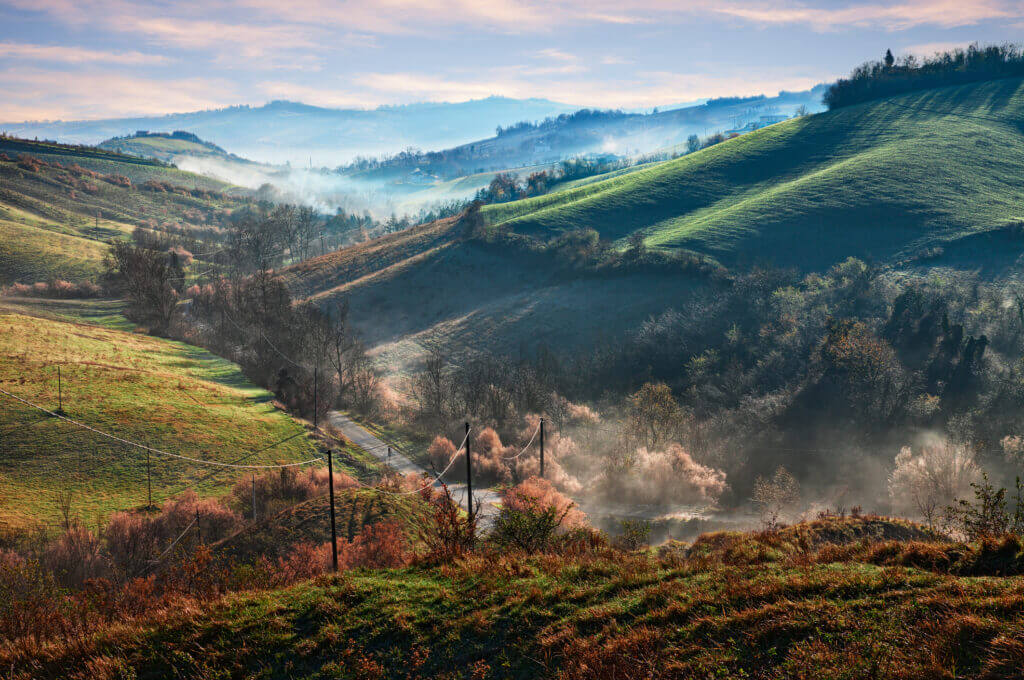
[0,138,247,284]
[99,131,254,165]
[484,77,1024,270]
[9,517,1024,679]
[0,311,327,529]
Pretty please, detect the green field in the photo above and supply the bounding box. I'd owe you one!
[0,311,326,529]
[484,77,1024,270]
[0,139,247,284]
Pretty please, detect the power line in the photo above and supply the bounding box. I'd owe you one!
[0,387,323,470]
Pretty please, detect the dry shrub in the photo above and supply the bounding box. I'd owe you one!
[42,527,108,589]
[513,415,582,493]
[888,440,981,525]
[232,466,354,519]
[427,430,511,485]
[416,483,477,564]
[323,520,412,570]
[596,443,727,507]
[503,477,586,529]
[2,280,102,299]
[168,245,193,266]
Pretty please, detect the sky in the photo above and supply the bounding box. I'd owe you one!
[0,0,1022,121]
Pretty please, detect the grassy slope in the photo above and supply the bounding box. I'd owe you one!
[0,139,245,284]
[484,77,1024,270]
[0,311,325,529]
[10,518,1024,679]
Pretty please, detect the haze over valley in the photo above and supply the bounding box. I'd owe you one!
[4,1,1024,677]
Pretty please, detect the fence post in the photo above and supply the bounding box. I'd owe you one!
[146,447,152,508]
[313,367,318,430]
[252,472,257,521]
[57,365,63,414]
[327,449,338,572]
[465,422,473,525]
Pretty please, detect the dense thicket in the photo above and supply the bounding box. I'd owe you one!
[825,43,1024,109]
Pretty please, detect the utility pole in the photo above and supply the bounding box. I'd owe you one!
[327,449,338,572]
[313,367,318,430]
[387,446,391,464]
[56,365,63,414]
[465,422,473,525]
[195,508,203,544]
[539,417,545,479]
[146,447,152,508]
[252,472,257,521]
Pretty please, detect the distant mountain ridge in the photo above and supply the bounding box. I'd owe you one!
[0,97,577,166]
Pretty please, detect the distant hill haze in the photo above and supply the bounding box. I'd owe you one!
[340,87,828,182]
[0,97,578,166]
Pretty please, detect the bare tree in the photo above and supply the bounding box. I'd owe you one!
[752,466,801,530]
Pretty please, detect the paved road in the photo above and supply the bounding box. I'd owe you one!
[328,412,501,525]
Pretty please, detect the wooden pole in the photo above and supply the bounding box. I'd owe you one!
[465,422,473,524]
[146,447,152,508]
[313,367,318,430]
[327,449,338,572]
[539,417,545,479]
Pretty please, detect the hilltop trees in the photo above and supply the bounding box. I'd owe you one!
[825,42,1024,109]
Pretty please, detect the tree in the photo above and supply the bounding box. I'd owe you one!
[884,48,895,69]
[888,441,981,527]
[106,242,181,334]
[627,382,687,449]
[752,466,800,530]
[686,134,700,153]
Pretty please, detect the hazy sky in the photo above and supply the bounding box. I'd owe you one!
[1,0,1021,120]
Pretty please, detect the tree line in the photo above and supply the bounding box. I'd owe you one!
[825,43,1024,110]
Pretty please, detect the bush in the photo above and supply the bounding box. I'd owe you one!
[2,280,102,299]
[491,478,585,553]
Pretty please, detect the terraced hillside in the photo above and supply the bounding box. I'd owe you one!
[0,138,247,284]
[484,77,1024,270]
[0,310,326,529]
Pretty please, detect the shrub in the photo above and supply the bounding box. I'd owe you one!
[42,527,108,589]
[416,483,477,563]
[888,441,981,526]
[752,466,801,530]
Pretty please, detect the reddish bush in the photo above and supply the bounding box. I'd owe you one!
[231,466,356,519]
[503,477,586,529]
[2,280,102,299]
[102,173,132,187]
[42,527,108,589]
[16,154,42,172]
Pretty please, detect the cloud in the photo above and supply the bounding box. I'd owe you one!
[0,68,240,120]
[0,42,171,64]
[708,0,1019,31]
[357,67,828,109]
[900,41,974,56]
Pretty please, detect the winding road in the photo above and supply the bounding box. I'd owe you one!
[328,412,502,525]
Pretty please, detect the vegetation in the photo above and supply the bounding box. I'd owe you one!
[8,515,1024,679]
[0,312,321,529]
[0,139,247,285]
[481,77,1024,271]
[826,43,1024,109]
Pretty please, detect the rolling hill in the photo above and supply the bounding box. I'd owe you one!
[1,97,575,166]
[0,137,247,285]
[283,77,1024,379]
[98,130,252,165]
[483,77,1024,271]
[336,87,825,183]
[0,309,329,529]
[9,516,1024,679]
